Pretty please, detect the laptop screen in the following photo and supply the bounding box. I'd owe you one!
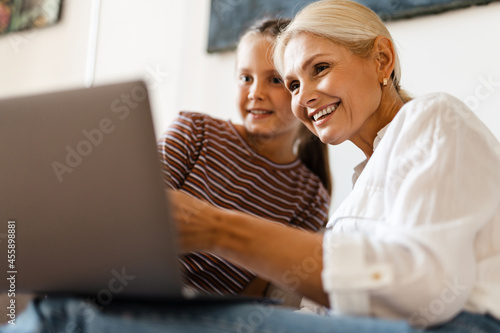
[0,81,183,300]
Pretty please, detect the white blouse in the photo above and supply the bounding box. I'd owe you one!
[322,93,500,327]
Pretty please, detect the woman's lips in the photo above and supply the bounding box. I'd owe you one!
[312,102,340,122]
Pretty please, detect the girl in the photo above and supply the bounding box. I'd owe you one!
[157,18,331,297]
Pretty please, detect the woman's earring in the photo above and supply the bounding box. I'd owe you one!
[382,78,388,86]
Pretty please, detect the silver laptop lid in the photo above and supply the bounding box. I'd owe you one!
[0,80,183,300]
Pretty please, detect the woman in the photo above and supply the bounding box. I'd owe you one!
[174,0,500,330]
[158,18,331,297]
[6,1,500,332]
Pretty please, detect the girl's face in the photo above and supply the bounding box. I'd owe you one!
[282,33,382,146]
[236,34,301,139]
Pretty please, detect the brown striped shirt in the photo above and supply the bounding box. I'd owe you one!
[157,112,330,295]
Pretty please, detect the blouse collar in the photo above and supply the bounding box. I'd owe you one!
[352,123,392,186]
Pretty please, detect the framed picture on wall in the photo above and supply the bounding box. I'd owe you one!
[208,0,499,53]
[0,0,63,36]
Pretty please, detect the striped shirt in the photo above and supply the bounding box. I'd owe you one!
[158,111,330,295]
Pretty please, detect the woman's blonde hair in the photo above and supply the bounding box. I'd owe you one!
[273,0,411,102]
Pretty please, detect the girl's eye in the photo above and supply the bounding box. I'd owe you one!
[239,75,251,83]
[271,76,283,84]
[314,63,329,75]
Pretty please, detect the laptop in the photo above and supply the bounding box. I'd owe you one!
[0,81,225,303]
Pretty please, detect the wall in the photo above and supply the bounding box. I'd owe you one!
[0,0,95,97]
[92,0,190,136]
[1,0,499,211]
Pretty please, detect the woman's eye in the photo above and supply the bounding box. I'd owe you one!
[314,63,329,75]
[288,81,300,92]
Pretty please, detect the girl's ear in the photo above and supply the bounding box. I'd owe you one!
[373,36,396,85]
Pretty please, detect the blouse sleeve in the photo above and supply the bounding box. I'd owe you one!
[321,94,500,327]
[157,112,206,189]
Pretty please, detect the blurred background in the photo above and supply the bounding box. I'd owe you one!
[0,0,499,211]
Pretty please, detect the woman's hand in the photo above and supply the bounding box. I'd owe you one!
[169,190,220,253]
[170,189,258,256]
[168,189,329,306]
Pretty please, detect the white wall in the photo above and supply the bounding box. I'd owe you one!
[1,0,499,211]
[390,3,500,139]
[0,0,95,97]
[92,0,190,136]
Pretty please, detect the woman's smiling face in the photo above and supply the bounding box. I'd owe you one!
[283,33,383,146]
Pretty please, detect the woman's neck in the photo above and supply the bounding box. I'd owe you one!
[352,89,405,158]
